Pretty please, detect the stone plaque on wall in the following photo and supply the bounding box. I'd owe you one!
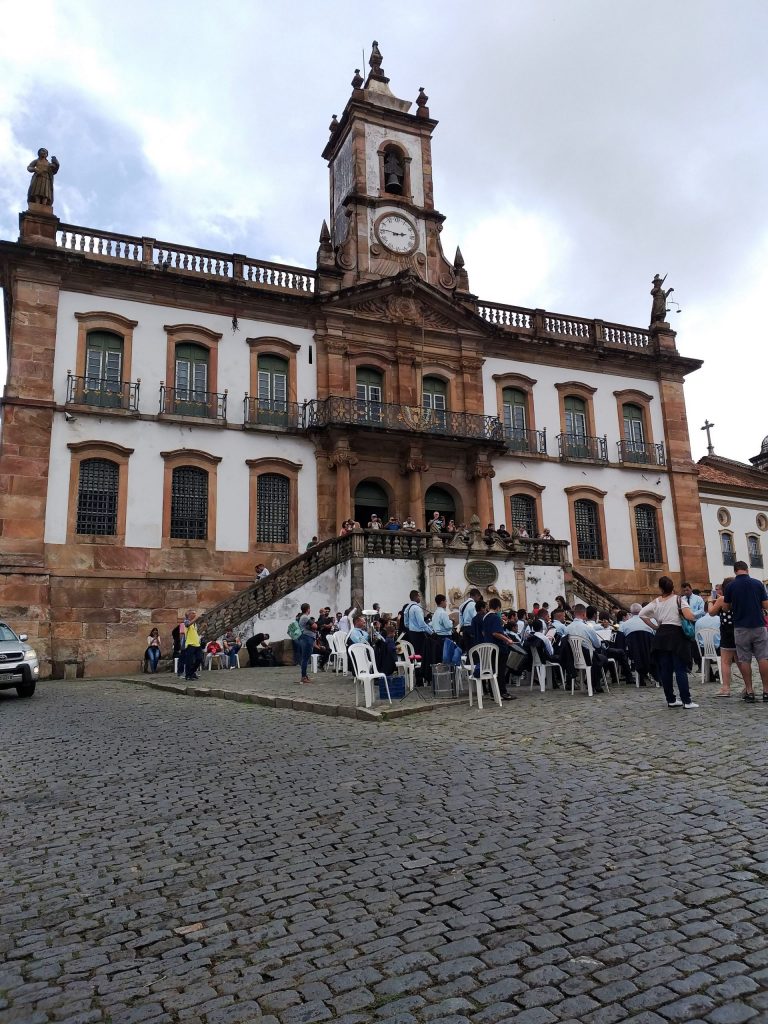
[464,560,499,587]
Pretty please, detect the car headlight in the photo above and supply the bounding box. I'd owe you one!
[23,649,37,661]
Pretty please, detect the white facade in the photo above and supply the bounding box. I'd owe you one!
[700,490,768,587]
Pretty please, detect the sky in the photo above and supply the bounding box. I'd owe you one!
[1,0,766,463]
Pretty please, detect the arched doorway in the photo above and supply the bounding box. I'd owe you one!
[425,485,457,527]
[354,480,389,527]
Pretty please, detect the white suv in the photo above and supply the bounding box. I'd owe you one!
[0,621,39,698]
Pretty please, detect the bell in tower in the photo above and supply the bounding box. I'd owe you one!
[383,147,404,195]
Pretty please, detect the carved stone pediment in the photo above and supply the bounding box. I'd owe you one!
[354,295,457,331]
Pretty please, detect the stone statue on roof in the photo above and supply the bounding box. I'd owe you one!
[27,148,59,208]
[650,273,673,324]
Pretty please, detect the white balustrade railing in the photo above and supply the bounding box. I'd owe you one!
[477,303,533,329]
[604,324,651,349]
[544,314,592,339]
[54,222,316,295]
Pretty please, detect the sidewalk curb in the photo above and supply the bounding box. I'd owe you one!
[118,675,466,722]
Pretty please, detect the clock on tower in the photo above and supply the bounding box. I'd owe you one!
[321,41,468,295]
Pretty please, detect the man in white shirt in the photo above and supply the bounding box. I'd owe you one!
[566,604,606,692]
[458,588,481,652]
[255,563,270,580]
[403,590,433,683]
[347,615,370,646]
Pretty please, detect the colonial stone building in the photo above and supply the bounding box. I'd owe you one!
[0,43,709,677]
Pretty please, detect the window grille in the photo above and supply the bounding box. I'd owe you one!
[574,499,602,560]
[257,473,289,544]
[76,458,119,535]
[510,494,537,537]
[170,466,208,540]
[635,503,661,563]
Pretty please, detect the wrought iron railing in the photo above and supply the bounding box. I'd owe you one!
[305,397,505,443]
[750,553,764,569]
[66,372,140,412]
[504,427,547,455]
[722,551,735,566]
[617,440,666,466]
[557,433,608,462]
[243,397,303,430]
[159,385,227,421]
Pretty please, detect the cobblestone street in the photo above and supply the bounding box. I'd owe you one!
[2,680,768,1024]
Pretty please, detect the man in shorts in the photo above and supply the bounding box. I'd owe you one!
[723,561,768,704]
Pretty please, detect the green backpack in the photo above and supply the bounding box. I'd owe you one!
[287,619,302,641]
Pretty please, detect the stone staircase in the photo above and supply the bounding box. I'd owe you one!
[570,568,630,614]
[197,534,355,639]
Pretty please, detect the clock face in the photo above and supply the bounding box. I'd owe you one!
[376,214,417,254]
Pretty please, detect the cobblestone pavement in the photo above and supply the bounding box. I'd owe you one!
[2,680,768,1024]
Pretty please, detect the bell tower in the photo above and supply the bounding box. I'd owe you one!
[320,42,468,294]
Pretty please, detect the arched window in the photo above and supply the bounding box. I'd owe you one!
[564,395,589,458]
[175,342,209,416]
[84,330,123,408]
[747,534,763,569]
[720,532,735,566]
[76,458,119,536]
[422,376,448,430]
[510,494,537,537]
[425,485,456,526]
[170,466,208,540]
[354,480,389,526]
[382,146,405,195]
[257,473,290,544]
[623,403,646,462]
[355,367,383,423]
[574,498,603,560]
[257,354,289,424]
[634,503,661,563]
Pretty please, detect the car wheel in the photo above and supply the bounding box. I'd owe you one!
[16,681,36,698]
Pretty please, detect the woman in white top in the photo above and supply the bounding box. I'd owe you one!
[639,575,698,708]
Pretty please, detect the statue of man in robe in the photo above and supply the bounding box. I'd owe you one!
[27,148,59,207]
[650,273,673,324]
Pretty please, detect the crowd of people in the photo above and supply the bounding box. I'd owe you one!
[142,614,277,680]
[287,561,768,708]
[334,515,558,542]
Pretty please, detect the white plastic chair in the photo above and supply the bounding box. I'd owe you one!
[698,628,721,683]
[567,637,594,696]
[530,647,565,693]
[466,643,503,709]
[327,631,348,674]
[205,649,227,671]
[395,639,417,691]
[348,642,391,708]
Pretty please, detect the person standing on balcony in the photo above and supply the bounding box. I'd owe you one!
[402,516,418,532]
[367,514,383,530]
[385,516,401,531]
[496,524,510,540]
[297,602,316,684]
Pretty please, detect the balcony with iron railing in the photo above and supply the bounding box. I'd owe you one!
[722,550,736,566]
[66,372,140,412]
[159,385,227,422]
[557,433,609,463]
[305,397,505,444]
[750,553,764,569]
[617,440,666,466]
[243,397,303,431]
[504,426,547,456]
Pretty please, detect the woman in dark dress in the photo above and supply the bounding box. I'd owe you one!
[707,577,735,697]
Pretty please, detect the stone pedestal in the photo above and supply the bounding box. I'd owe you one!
[19,205,59,246]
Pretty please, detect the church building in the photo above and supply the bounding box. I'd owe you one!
[0,43,710,677]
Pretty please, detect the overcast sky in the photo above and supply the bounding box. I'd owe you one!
[1,0,766,462]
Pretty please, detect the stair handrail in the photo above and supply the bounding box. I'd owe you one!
[570,568,630,613]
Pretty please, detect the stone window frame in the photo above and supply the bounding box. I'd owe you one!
[163,323,223,403]
[746,532,763,565]
[73,311,138,383]
[246,457,302,555]
[247,336,300,406]
[350,355,391,404]
[556,381,598,438]
[499,479,545,537]
[377,140,413,200]
[614,388,656,447]
[720,529,736,564]
[420,366,457,412]
[493,373,538,436]
[626,489,668,569]
[564,484,608,567]
[160,448,221,548]
[66,440,134,545]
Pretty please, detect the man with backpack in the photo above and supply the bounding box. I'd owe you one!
[287,613,302,665]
